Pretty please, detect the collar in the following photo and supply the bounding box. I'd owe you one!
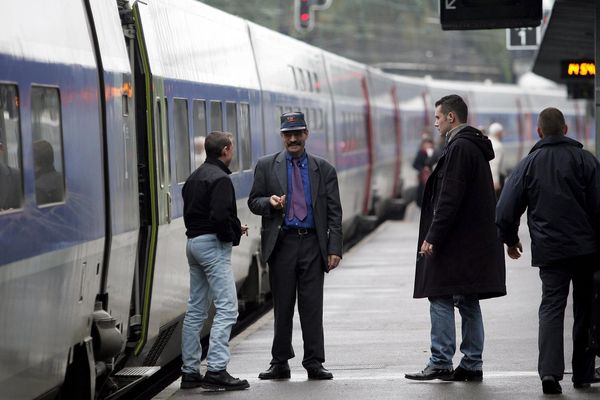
[205,157,232,175]
[285,151,307,163]
[446,123,468,144]
[529,134,583,154]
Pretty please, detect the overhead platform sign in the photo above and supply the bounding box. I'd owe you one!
[561,60,595,99]
[440,0,542,30]
[506,27,540,50]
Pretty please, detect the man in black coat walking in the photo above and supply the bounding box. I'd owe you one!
[496,107,600,395]
[406,95,506,382]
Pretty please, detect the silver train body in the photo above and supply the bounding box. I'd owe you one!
[0,0,594,399]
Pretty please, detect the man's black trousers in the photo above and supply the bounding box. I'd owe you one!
[538,263,598,383]
[268,230,325,369]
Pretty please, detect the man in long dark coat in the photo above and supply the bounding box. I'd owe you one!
[405,95,506,382]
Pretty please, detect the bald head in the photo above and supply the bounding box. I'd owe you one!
[537,107,567,138]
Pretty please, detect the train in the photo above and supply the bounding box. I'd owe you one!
[0,0,594,399]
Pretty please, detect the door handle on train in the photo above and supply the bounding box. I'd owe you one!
[166,191,172,223]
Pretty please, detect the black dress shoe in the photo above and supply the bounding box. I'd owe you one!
[307,366,333,380]
[201,370,249,391]
[444,366,483,382]
[180,372,203,389]
[258,363,291,380]
[405,365,454,381]
[541,375,562,394]
[573,368,600,389]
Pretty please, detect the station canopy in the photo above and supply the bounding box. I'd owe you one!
[532,0,595,83]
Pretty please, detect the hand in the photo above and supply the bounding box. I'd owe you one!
[420,240,434,257]
[507,242,523,259]
[327,254,341,271]
[240,224,249,236]
[270,194,286,210]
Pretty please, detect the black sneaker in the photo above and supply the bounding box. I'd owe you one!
[202,370,250,391]
[541,375,562,395]
[180,372,203,389]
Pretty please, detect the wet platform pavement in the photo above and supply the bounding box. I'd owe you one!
[155,210,599,399]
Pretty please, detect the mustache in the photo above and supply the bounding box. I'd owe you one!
[288,141,301,146]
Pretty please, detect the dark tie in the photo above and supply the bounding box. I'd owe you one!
[288,158,307,221]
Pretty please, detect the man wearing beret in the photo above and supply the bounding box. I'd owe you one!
[248,111,343,380]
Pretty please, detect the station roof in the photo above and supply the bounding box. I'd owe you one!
[532,0,595,83]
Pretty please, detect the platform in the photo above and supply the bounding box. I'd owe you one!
[155,211,599,399]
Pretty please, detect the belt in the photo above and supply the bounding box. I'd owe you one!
[282,227,315,236]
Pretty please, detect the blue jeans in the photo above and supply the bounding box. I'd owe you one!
[181,234,238,374]
[428,295,484,371]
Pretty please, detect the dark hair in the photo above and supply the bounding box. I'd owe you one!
[33,139,55,168]
[205,131,233,159]
[537,107,566,136]
[435,94,468,123]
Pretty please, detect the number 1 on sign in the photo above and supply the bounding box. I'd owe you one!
[518,28,527,45]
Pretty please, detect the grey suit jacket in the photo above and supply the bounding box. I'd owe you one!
[248,151,343,268]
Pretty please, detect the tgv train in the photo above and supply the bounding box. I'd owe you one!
[0,0,594,399]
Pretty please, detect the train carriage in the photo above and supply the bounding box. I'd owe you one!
[0,1,107,398]
[128,0,264,370]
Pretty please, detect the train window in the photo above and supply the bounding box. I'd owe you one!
[225,102,239,172]
[290,66,298,91]
[210,101,222,132]
[239,103,252,170]
[173,98,190,184]
[276,106,282,129]
[0,84,23,212]
[313,72,320,93]
[154,98,171,190]
[155,99,164,188]
[316,108,323,130]
[307,72,314,92]
[192,100,207,169]
[31,86,65,206]
[309,108,316,130]
[297,68,306,91]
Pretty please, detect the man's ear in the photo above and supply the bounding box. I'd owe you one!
[537,127,544,139]
[563,125,568,136]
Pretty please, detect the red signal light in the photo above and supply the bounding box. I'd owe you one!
[300,13,310,22]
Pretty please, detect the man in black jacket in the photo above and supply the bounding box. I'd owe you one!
[180,131,249,391]
[406,95,506,383]
[497,107,600,394]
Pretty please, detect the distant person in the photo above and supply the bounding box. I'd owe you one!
[33,139,64,204]
[487,122,505,197]
[412,137,437,208]
[405,95,506,383]
[181,131,249,391]
[0,140,22,210]
[496,107,600,395]
[193,135,206,169]
[249,112,342,381]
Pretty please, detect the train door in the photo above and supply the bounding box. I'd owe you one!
[85,0,141,347]
[130,2,171,356]
[391,86,402,198]
[360,76,374,216]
